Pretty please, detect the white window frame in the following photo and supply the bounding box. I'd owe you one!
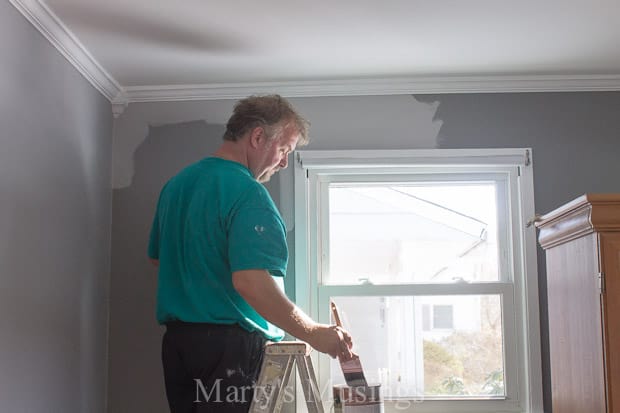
[294,149,543,413]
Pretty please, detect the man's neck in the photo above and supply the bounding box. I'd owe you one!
[213,140,248,167]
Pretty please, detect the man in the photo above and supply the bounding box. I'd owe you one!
[148,95,353,412]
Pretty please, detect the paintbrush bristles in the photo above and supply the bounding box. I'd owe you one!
[341,356,369,387]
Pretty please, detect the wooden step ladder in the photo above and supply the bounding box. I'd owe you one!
[249,341,324,413]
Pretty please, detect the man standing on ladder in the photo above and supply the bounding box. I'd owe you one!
[148,95,354,413]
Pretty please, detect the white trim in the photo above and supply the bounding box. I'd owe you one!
[111,102,129,118]
[12,1,619,108]
[515,160,544,413]
[9,0,125,103]
[9,0,620,105]
[298,148,529,169]
[317,283,515,297]
[294,160,313,318]
[122,74,620,102]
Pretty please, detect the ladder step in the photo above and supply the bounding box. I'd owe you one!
[265,341,310,355]
[250,341,324,413]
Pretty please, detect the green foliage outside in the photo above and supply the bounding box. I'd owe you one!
[423,334,504,396]
[423,296,504,397]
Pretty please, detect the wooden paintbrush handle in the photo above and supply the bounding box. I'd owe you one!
[331,301,343,327]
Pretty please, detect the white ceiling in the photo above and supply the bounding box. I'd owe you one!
[12,0,620,103]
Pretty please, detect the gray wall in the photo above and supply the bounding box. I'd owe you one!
[110,93,620,412]
[0,3,113,413]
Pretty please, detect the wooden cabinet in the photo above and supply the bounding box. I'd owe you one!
[537,194,620,413]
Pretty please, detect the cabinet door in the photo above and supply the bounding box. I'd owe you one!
[547,233,606,413]
[600,233,620,413]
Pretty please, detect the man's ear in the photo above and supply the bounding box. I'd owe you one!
[249,126,265,148]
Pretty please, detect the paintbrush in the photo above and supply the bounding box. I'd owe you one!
[330,301,369,388]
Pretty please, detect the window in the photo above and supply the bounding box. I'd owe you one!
[294,149,543,413]
[430,304,454,330]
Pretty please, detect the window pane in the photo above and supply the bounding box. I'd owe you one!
[326,183,500,285]
[432,305,454,329]
[329,295,505,400]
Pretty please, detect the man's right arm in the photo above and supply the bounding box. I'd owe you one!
[232,269,353,360]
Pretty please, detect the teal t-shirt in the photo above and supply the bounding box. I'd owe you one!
[148,157,287,341]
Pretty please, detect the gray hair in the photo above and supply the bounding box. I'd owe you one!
[223,94,309,145]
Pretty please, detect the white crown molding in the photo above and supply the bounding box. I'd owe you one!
[111,102,129,118]
[123,74,620,102]
[9,0,125,103]
[9,0,620,109]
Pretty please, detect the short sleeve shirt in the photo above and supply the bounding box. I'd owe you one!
[148,157,287,340]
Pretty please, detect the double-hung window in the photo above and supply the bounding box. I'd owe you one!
[293,149,543,413]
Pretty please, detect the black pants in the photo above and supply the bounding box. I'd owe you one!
[162,322,267,413]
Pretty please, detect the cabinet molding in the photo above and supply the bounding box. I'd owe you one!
[537,194,620,249]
